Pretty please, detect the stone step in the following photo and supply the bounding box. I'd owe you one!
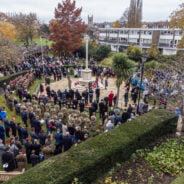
[0,169,25,182]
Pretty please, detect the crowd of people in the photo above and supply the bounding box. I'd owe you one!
[132,69,183,111]
[0,55,152,173]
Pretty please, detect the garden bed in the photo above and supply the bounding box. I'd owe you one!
[101,134,178,184]
[0,71,28,87]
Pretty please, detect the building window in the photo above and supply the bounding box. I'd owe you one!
[143,39,152,44]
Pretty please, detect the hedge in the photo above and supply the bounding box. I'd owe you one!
[4,110,177,184]
[171,174,184,184]
[0,71,28,87]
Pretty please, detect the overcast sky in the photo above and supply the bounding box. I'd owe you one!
[0,0,183,23]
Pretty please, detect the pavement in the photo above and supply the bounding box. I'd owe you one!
[46,77,127,108]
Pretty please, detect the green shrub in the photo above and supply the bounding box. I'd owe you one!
[101,57,113,67]
[93,45,111,61]
[146,44,159,60]
[127,45,142,62]
[4,110,177,184]
[0,71,28,86]
[137,138,184,176]
[157,54,177,63]
[144,60,160,73]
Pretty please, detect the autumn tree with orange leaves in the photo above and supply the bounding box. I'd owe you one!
[0,21,17,41]
[49,0,87,56]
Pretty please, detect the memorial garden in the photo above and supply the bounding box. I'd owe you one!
[0,0,184,184]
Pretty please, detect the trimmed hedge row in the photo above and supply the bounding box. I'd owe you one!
[4,110,177,184]
[0,71,28,87]
[171,174,184,184]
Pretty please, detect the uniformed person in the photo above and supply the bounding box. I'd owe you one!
[16,150,27,172]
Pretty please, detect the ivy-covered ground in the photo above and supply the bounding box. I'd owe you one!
[95,134,184,184]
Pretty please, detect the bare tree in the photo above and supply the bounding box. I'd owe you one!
[8,13,39,45]
[0,35,22,65]
[119,8,129,27]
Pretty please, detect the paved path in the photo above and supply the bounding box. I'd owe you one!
[47,77,127,109]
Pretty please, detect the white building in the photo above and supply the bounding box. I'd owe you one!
[99,28,184,55]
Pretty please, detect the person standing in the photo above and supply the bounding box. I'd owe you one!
[2,147,16,172]
[0,139,5,161]
[72,98,78,109]
[89,105,95,119]
[46,86,51,98]
[113,95,117,106]
[17,87,23,102]
[89,88,94,103]
[95,76,99,88]
[99,100,105,118]
[92,100,98,114]
[54,129,63,154]
[95,88,100,103]
[28,110,35,128]
[10,118,17,137]
[2,82,7,92]
[9,140,19,159]
[75,89,81,101]
[0,120,5,144]
[122,110,131,123]
[40,83,44,93]
[17,123,23,143]
[105,77,108,90]
[131,87,138,104]
[20,109,28,127]
[104,117,114,132]
[108,91,114,107]
[32,140,41,156]
[84,89,89,105]
[24,138,32,164]
[63,132,73,152]
[3,116,10,138]
[33,116,41,134]
[124,90,129,107]
[79,100,85,113]
[16,150,27,172]
[30,150,39,167]
[21,126,28,142]
[127,104,133,114]
[38,130,47,146]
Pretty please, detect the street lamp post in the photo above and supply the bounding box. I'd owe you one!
[40,36,44,75]
[137,54,147,114]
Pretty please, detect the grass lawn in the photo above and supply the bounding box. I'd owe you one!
[0,78,44,130]
[33,38,52,47]
[14,38,53,47]
[0,95,23,126]
[29,78,44,95]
